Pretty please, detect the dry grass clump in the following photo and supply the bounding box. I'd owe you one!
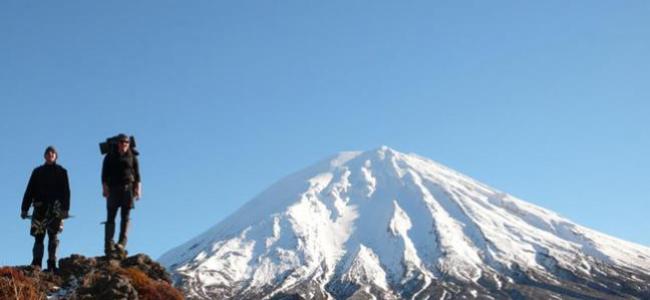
[121,267,184,300]
[0,267,45,300]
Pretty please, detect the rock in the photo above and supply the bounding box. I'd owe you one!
[76,272,138,300]
[59,254,97,279]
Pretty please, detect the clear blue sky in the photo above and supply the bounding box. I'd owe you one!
[1,1,648,266]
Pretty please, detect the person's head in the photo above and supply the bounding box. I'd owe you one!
[44,146,57,164]
[117,134,130,154]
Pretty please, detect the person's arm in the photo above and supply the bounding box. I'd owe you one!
[61,168,71,212]
[133,155,141,199]
[21,169,36,218]
[101,155,110,198]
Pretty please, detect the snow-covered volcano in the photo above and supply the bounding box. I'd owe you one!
[160,147,650,299]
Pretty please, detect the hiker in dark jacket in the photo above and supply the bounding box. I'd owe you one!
[21,146,71,271]
[101,133,141,257]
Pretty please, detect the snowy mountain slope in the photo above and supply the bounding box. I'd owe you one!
[160,147,650,299]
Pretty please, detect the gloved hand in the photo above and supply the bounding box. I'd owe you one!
[102,184,109,198]
[134,183,142,200]
[20,210,28,219]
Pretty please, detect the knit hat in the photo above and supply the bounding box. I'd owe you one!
[44,145,57,156]
[117,133,129,142]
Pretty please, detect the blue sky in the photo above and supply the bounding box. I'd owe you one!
[1,1,648,265]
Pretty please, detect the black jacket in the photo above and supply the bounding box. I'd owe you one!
[102,151,140,187]
[22,163,71,212]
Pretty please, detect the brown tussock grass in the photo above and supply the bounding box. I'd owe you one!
[121,267,184,300]
[0,267,45,300]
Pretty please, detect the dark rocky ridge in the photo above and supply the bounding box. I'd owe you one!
[0,254,183,300]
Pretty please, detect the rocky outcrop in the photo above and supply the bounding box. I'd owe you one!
[0,254,183,300]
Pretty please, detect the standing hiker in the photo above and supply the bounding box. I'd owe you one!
[101,133,141,257]
[21,146,71,271]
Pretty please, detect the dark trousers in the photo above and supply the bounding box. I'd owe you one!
[33,232,58,266]
[30,205,62,267]
[105,185,133,249]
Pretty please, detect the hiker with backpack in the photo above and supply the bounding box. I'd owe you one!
[101,133,141,258]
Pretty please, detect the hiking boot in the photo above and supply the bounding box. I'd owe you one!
[45,259,58,273]
[30,259,42,271]
[113,244,128,259]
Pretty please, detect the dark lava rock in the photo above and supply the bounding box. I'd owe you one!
[75,272,138,300]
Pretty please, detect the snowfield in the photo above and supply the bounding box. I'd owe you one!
[160,147,650,299]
